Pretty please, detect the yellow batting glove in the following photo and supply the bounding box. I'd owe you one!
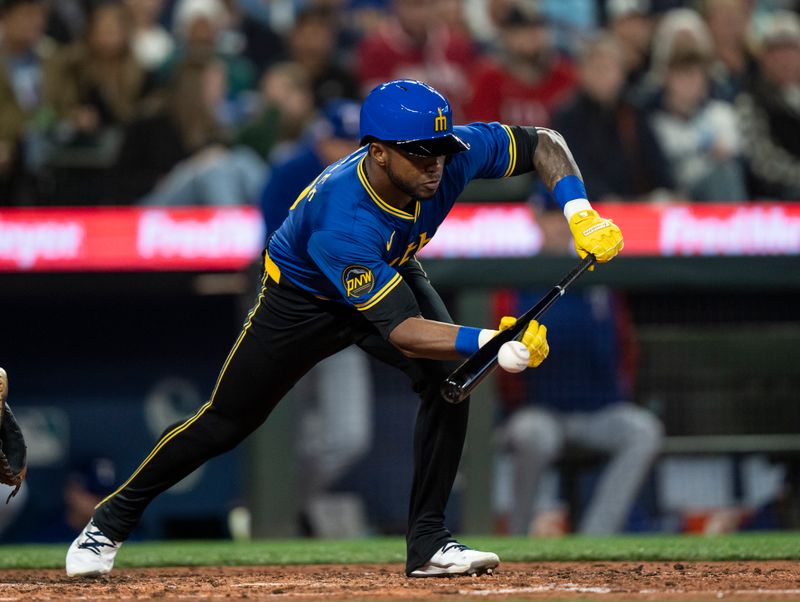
[498,316,517,331]
[520,320,549,368]
[568,209,624,266]
[476,316,518,349]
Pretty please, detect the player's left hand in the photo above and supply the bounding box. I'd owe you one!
[521,320,548,368]
[498,316,517,332]
[568,209,624,267]
[497,317,549,368]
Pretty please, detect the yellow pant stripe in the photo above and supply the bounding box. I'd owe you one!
[96,272,269,509]
[95,398,214,509]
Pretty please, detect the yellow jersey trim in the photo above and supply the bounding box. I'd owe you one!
[501,124,517,178]
[358,157,417,221]
[289,175,320,211]
[96,272,269,509]
[356,272,402,311]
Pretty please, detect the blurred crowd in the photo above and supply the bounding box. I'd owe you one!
[1,0,800,206]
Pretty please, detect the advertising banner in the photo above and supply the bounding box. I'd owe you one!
[1,203,799,272]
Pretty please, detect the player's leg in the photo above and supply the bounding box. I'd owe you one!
[564,402,664,534]
[67,277,350,575]
[499,407,564,535]
[355,259,495,576]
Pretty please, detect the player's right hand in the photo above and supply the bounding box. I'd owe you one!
[568,209,624,266]
[521,320,549,368]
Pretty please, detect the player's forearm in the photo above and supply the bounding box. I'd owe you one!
[389,316,497,361]
[531,129,624,264]
[533,128,594,221]
[533,128,583,191]
[389,317,462,360]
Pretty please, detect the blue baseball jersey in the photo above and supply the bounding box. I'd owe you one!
[266,122,523,335]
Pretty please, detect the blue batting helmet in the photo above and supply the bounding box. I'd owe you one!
[359,80,470,156]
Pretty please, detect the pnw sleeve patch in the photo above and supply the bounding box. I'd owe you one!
[342,265,375,298]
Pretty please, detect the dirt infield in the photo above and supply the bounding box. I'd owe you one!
[2,561,800,600]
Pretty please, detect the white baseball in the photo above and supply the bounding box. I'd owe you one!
[497,341,530,373]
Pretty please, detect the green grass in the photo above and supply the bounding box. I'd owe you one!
[1,533,798,570]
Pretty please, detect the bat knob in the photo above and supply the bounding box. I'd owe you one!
[440,378,466,404]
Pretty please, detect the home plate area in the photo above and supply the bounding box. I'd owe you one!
[3,561,800,600]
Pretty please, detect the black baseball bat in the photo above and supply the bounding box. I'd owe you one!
[440,254,597,404]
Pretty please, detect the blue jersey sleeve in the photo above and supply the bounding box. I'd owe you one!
[449,122,521,182]
[307,229,420,337]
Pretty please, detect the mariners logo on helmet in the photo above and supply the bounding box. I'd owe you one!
[434,108,447,133]
[343,265,375,297]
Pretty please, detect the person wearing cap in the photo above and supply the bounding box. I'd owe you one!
[66,79,623,578]
[257,99,374,537]
[258,99,362,235]
[737,10,800,199]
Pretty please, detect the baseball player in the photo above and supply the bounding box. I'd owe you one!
[66,79,623,578]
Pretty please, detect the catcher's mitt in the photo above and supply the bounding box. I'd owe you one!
[0,368,27,503]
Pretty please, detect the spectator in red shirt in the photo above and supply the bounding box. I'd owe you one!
[463,4,577,127]
[355,0,475,118]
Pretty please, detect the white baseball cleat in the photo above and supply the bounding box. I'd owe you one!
[65,519,121,577]
[409,542,500,577]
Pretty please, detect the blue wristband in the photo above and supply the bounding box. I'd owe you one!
[552,175,587,210]
[455,326,482,356]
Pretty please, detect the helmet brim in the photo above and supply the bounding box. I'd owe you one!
[393,133,470,157]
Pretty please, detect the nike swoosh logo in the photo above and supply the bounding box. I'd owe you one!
[386,231,395,251]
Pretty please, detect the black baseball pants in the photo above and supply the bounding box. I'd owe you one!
[93,260,470,574]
